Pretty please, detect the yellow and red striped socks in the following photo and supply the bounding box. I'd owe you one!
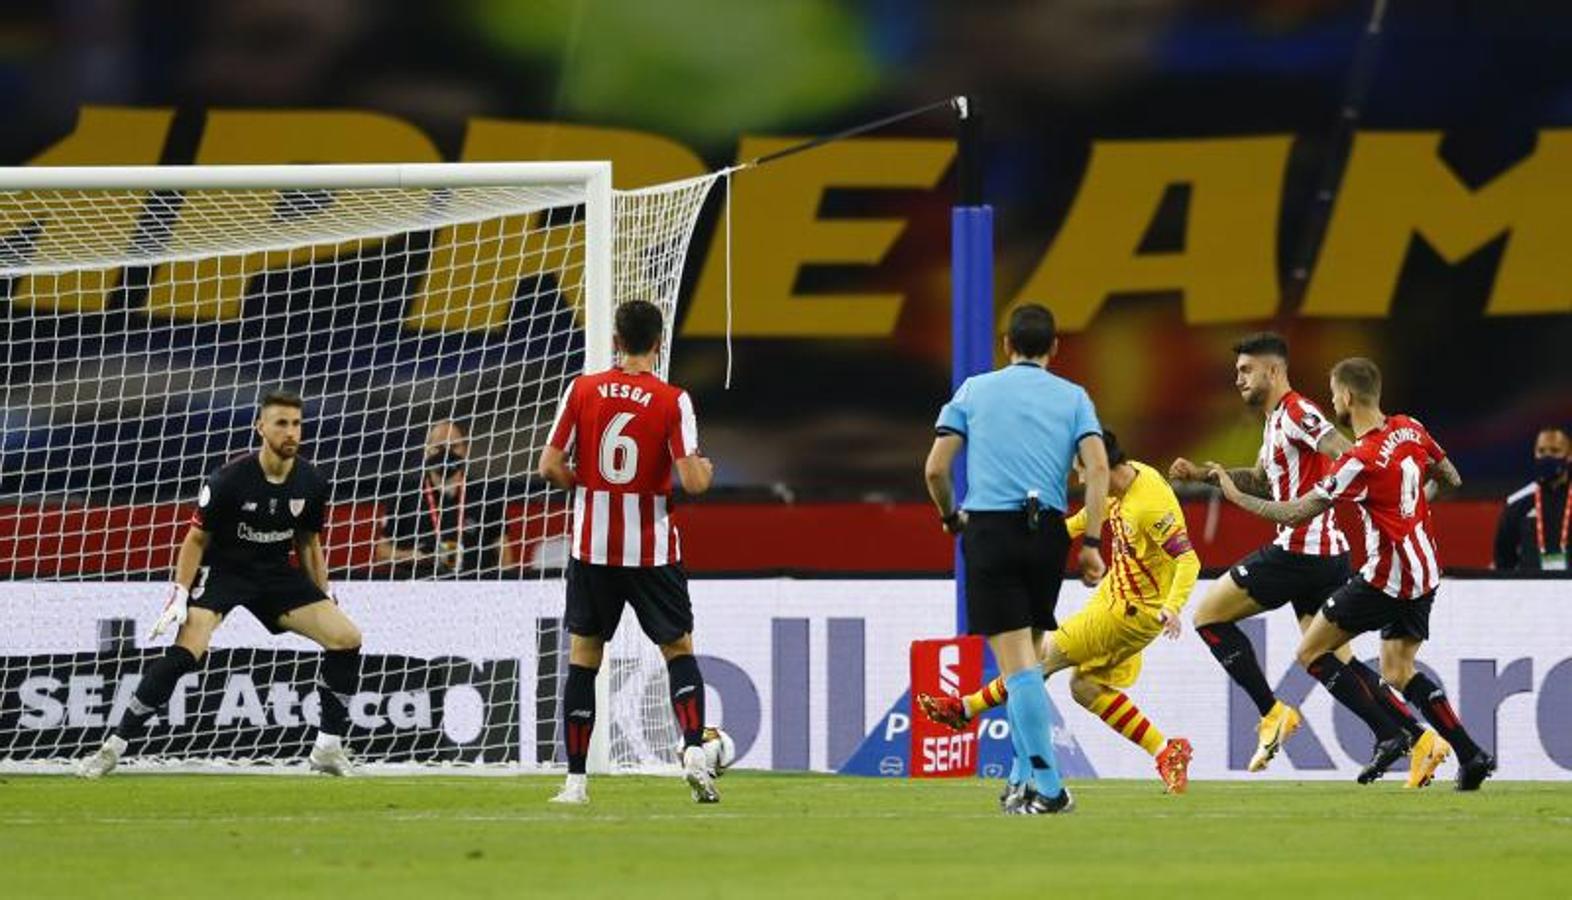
[963,675,1009,718]
[1087,690,1166,756]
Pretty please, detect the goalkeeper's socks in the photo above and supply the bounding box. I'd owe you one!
[1306,653,1403,742]
[563,664,597,775]
[963,676,1008,719]
[316,647,362,738]
[1344,658,1425,742]
[114,645,198,739]
[1003,666,1064,798]
[1403,673,1484,762]
[666,654,706,748]
[1086,690,1166,756]
[313,732,342,752]
[1196,623,1277,717]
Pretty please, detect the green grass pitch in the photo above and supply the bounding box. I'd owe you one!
[3,774,1569,899]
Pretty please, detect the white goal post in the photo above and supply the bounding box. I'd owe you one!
[0,160,719,773]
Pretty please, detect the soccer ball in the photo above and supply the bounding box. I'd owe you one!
[700,726,736,776]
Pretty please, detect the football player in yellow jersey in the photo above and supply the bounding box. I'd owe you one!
[919,432,1199,794]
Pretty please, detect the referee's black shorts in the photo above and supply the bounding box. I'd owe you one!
[961,510,1071,637]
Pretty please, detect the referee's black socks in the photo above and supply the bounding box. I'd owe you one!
[317,647,362,738]
[114,645,199,740]
[666,654,706,749]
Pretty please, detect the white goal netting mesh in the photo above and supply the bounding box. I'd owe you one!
[0,166,719,772]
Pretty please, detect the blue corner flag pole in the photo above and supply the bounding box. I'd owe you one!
[950,204,993,635]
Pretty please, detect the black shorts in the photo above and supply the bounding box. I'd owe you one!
[960,510,1070,637]
[1229,545,1352,619]
[565,558,693,645]
[188,565,329,634]
[1321,576,1433,641]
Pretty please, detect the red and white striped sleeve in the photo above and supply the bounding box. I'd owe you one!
[669,389,699,459]
[1314,450,1367,502]
[546,379,581,451]
[1284,396,1334,447]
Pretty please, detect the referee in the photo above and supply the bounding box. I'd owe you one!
[924,303,1109,815]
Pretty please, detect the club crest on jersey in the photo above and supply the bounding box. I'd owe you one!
[289,498,305,517]
[242,502,257,511]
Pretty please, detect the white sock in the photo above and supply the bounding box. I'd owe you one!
[105,735,127,755]
[563,773,586,789]
[313,732,342,752]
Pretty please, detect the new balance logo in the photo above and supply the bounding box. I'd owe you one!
[242,502,258,511]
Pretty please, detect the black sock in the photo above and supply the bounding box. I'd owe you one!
[115,646,198,740]
[666,654,706,749]
[1403,673,1483,762]
[1306,653,1404,742]
[317,647,362,738]
[1196,623,1276,717]
[1344,659,1425,742]
[563,664,597,775]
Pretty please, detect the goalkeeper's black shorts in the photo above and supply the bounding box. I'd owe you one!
[565,558,693,645]
[188,564,330,634]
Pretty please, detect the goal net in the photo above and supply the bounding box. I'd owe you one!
[0,162,719,772]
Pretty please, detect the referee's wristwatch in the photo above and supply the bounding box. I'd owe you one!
[941,510,965,532]
[1081,535,1103,549]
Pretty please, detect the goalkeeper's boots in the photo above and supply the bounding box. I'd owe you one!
[1455,751,1497,792]
[1357,733,1412,785]
[683,745,720,804]
[1006,786,1075,815]
[999,781,1027,812]
[549,774,589,805]
[77,736,126,780]
[1248,701,1302,772]
[1405,728,1451,789]
[1156,737,1194,795]
[309,742,357,777]
[915,692,970,733]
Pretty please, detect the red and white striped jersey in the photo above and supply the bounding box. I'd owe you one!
[1259,391,1348,556]
[546,367,699,567]
[1313,414,1446,599]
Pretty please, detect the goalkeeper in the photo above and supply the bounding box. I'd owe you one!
[79,390,363,778]
[920,432,1198,793]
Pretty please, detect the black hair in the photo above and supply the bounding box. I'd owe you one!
[1231,332,1289,360]
[615,300,665,356]
[1007,304,1056,358]
[257,388,304,414]
[1101,429,1128,467]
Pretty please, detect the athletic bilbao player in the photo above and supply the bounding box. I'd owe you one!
[1212,358,1495,791]
[537,299,717,805]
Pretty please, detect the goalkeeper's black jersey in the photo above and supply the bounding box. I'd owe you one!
[191,453,331,578]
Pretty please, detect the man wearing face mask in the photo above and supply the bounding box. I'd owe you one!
[375,421,517,577]
[1494,426,1570,572]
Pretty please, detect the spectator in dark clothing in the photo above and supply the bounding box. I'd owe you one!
[1494,426,1569,572]
[375,421,516,577]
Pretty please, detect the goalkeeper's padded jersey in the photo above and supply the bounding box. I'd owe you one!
[547,366,699,567]
[1067,460,1200,614]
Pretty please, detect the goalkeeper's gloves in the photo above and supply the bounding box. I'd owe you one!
[150,584,190,639]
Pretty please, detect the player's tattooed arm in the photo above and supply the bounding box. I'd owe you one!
[1213,463,1273,499]
[1425,456,1462,501]
[1208,464,1331,525]
[1316,429,1354,459]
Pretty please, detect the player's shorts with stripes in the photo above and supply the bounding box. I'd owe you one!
[187,565,330,634]
[960,510,1069,636]
[1230,545,1352,619]
[565,558,693,645]
[1320,576,1433,641]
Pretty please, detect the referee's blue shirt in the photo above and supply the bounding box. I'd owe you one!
[935,362,1101,513]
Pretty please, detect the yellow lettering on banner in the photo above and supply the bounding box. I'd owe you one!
[683,136,955,338]
[146,111,442,321]
[1303,131,1572,318]
[8,107,174,313]
[1011,137,1291,332]
[406,120,709,332]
